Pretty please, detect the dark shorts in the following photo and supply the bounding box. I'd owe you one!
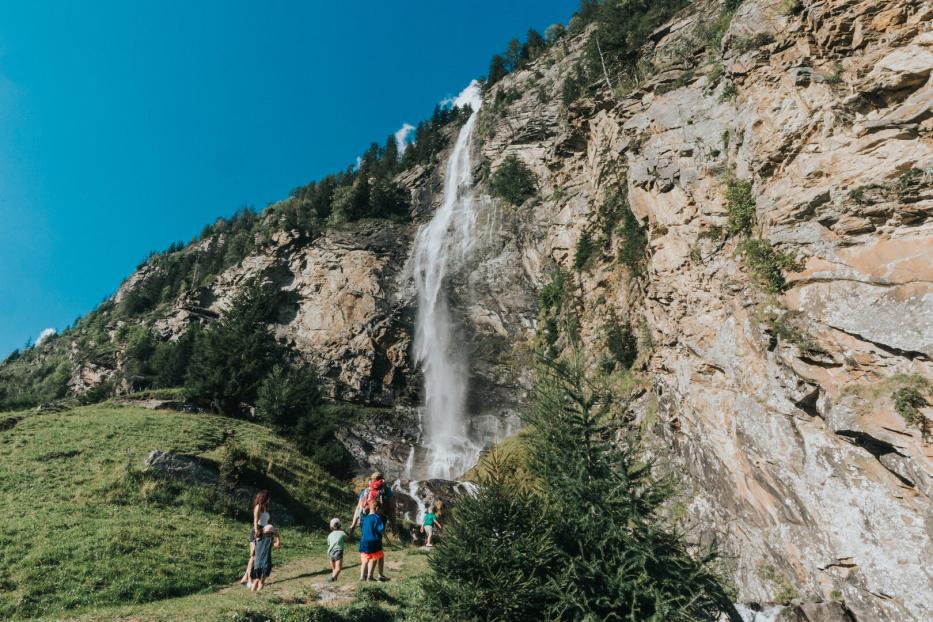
[328,550,344,562]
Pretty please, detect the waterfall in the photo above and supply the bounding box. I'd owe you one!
[412,81,483,480]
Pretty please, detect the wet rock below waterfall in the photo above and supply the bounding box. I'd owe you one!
[391,478,475,524]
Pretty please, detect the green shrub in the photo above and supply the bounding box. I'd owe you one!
[777,0,803,15]
[291,412,357,480]
[735,32,774,53]
[538,268,565,312]
[219,440,250,489]
[256,364,322,427]
[574,229,597,271]
[848,186,866,205]
[761,308,828,357]
[0,352,72,411]
[562,66,587,106]
[697,7,736,56]
[725,177,756,236]
[893,387,928,428]
[739,239,798,294]
[606,316,638,370]
[615,194,648,273]
[706,63,725,91]
[719,80,737,101]
[897,168,923,196]
[757,563,799,605]
[490,155,537,205]
[824,63,843,86]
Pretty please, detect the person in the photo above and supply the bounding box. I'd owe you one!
[241,489,272,586]
[349,471,393,536]
[327,517,347,582]
[250,523,281,591]
[421,505,441,548]
[358,500,386,582]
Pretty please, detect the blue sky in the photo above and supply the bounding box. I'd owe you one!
[0,0,577,357]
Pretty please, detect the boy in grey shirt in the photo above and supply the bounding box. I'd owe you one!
[327,517,348,582]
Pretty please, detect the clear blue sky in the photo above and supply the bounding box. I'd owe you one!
[0,0,577,357]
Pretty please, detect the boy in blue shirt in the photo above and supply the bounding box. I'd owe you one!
[358,500,386,581]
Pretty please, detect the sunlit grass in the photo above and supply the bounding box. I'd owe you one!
[0,404,352,620]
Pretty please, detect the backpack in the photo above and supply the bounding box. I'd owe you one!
[359,480,388,515]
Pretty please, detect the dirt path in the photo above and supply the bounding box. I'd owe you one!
[62,546,429,622]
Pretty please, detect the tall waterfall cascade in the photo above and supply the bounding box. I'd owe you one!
[411,81,484,480]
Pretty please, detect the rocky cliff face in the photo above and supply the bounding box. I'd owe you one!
[461,1,932,620]
[28,0,931,618]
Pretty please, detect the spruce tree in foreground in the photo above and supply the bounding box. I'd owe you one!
[525,357,739,621]
[423,451,560,621]
[425,353,739,621]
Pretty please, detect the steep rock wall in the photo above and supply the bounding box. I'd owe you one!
[460,0,932,619]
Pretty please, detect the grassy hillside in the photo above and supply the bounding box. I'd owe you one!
[0,404,353,620]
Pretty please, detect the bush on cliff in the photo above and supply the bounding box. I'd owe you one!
[738,238,798,294]
[725,176,756,236]
[490,155,537,205]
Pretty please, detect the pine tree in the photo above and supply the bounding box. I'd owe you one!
[504,38,524,72]
[525,28,547,60]
[486,54,508,87]
[525,356,739,621]
[256,363,322,427]
[184,278,283,414]
[151,323,199,388]
[382,134,399,175]
[424,450,560,621]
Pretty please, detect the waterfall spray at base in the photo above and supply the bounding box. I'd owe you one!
[411,81,484,480]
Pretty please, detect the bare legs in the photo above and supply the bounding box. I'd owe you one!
[330,558,343,581]
[240,541,255,584]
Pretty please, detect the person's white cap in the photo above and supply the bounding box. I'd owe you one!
[263,524,276,534]
[330,518,341,529]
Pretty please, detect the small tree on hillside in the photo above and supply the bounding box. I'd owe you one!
[424,450,560,621]
[487,54,508,87]
[490,155,537,206]
[256,363,322,427]
[185,278,283,414]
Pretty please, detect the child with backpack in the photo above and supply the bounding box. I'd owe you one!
[327,517,347,582]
